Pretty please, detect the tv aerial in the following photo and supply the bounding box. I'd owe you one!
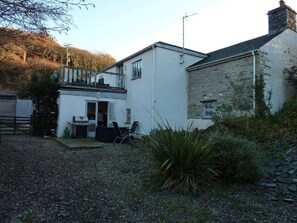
[180,13,198,64]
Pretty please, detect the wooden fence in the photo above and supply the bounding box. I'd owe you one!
[0,116,32,135]
[0,112,57,136]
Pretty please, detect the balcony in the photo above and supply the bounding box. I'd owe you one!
[55,66,126,92]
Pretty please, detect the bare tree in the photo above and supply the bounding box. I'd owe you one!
[0,0,95,34]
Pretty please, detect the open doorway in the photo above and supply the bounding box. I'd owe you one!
[98,101,108,127]
[86,100,111,137]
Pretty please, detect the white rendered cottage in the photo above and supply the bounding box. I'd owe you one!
[56,67,127,138]
[56,42,206,137]
[103,42,206,135]
[56,2,297,137]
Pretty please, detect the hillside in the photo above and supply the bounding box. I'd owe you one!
[0,28,116,90]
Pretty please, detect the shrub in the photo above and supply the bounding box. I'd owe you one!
[210,133,262,184]
[217,116,276,143]
[144,123,219,194]
[273,95,297,131]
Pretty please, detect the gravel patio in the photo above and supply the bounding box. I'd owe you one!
[0,135,296,223]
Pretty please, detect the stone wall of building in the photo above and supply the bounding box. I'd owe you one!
[188,56,256,119]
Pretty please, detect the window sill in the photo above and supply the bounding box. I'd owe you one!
[131,76,141,80]
[200,99,217,103]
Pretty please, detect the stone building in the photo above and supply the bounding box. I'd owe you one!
[187,1,297,129]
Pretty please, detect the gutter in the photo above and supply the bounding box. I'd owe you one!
[151,45,156,130]
[187,50,259,72]
[252,50,258,113]
[103,42,207,71]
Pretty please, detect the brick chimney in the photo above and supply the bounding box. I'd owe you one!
[267,1,297,35]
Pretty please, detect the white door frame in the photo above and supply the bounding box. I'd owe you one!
[86,100,98,137]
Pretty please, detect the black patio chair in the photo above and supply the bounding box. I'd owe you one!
[122,121,139,136]
[112,121,139,144]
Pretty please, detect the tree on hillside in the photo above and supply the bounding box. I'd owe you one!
[0,0,95,34]
[66,47,116,70]
[0,28,116,89]
[95,53,116,70]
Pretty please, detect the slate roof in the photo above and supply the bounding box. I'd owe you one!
[188,32,281,69]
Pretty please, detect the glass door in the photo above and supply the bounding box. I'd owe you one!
[86,101,97,137]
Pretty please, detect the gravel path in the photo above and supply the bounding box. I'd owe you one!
[0,135,296,223]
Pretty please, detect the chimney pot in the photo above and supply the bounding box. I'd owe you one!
[280,0,285,6]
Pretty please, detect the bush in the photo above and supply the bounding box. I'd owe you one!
[144,123,219,194]
[212,96,297,148]
[273,95,297,131]
[210,133,262,184]
[217,116,277,143]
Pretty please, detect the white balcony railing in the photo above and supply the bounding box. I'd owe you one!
[55,66,125,89]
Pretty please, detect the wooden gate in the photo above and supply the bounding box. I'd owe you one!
[0,116,32,135]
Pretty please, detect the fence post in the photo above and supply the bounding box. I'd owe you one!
[30,115,33,135]
[13,116,16,135]
[32,110,36,135]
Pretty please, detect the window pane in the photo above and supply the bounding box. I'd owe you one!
[87,102,96,120]
[126,108,131,123]
[132,60,142,78]
[201,101,216,119]
[108,103,115,121]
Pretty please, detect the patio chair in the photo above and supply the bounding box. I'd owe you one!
[122,121,139,136]
[112,121,128,144]
[112,121,139,144]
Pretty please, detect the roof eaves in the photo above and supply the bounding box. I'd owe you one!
[156,41,207,57]
[187,50,259,72]
[101,43,156,71]
[102,41,207,71]
[187,32,282,70]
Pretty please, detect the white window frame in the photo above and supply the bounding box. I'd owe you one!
[108,102,116,124]
[201,99,217,119]
[125,108,131,124]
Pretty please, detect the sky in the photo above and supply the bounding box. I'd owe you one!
[52,0,297,61]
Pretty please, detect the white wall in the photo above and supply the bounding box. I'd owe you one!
[16,99,33,117]
[154,49,204,131]
[57,91,126,137]
[122,49,154,135]
[118,47,204,135]
[103,43,207,135]
[260,29,297,113]
[187,119,214,130]
[57,94,92,137]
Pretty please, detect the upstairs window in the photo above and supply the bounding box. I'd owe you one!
[132,60,142,79]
